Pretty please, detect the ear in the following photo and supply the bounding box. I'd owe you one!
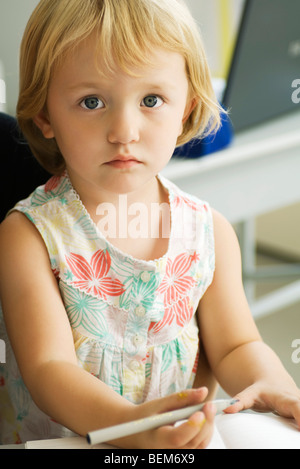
[177,97,198,137]
[182,97,198,124]
[33,110,55,139]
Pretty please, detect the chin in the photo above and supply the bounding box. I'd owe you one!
[110,175,149,195]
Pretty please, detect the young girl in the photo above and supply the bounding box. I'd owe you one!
[0,0,299,449]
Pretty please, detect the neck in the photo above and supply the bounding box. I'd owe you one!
[68,173,169,226]
[67,173,171,260]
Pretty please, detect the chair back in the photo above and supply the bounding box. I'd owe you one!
[0,113,50,222]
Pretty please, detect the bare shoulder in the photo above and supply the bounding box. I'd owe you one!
[203,208,245,312]
[211,208,238,238]
[0,210,36,240]
[0,211,52,302]
[0,209,39,235]
[211,208,241,263]
[0,211,49,261]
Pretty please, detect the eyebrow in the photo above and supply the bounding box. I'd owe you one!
[66,80,179,96]
[67,82,102,91]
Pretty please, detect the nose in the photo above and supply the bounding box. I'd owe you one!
[107,107,140,145]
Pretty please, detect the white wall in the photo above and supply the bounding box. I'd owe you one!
[257,204,300,260]
[0,0,39,115]
[186,0,245,78]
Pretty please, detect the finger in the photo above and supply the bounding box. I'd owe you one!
[223,398,244,414]
[289,399,300,429]
[176,402,216,449]
[168,411,207,448]
[157,402,216,449]
[190,402,217,449]
[186,413,208,449]
[144,387,209,417]
[270,394,300,428]
[223,388,258,414]
[174,387,209,408]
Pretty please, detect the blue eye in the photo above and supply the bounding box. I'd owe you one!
[142,95,164,108]
[80,97,104,110]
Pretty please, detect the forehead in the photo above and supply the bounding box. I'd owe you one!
[52,35,188,89]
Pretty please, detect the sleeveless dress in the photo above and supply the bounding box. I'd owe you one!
[0,172,215,444]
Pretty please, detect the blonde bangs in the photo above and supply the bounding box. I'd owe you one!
[92,0,190,74]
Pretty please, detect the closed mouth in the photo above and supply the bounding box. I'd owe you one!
[105,155,142,167]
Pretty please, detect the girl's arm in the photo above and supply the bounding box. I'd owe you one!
[0,212,215,449]
[0,213,135,432]
[197,210,300,425]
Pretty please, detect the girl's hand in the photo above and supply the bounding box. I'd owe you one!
[224,382,300,428]
[115,387,217,449]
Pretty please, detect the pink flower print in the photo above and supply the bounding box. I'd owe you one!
[173,195,202,211]
[44,175,61,193]
[14,433,22,445]
[66,249,125,300]
[174,194,209,213]
[157,252,198,303]
[149,252,199,333]
[192,350,199,374]
[150,297,193,333]
[52,268,60,280]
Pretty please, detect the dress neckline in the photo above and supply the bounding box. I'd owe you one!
[64,172,174,266]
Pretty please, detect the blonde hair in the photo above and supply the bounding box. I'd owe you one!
[17,0,221,175]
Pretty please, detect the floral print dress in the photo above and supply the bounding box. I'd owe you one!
[0,173,215,444]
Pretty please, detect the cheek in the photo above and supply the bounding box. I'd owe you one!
[49,115,88,150]
[145,125,180,163]
[153,110,185,140]
[170,104,188,138]
[167,113,186,142]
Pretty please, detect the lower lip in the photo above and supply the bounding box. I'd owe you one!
[106,160,141,169]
